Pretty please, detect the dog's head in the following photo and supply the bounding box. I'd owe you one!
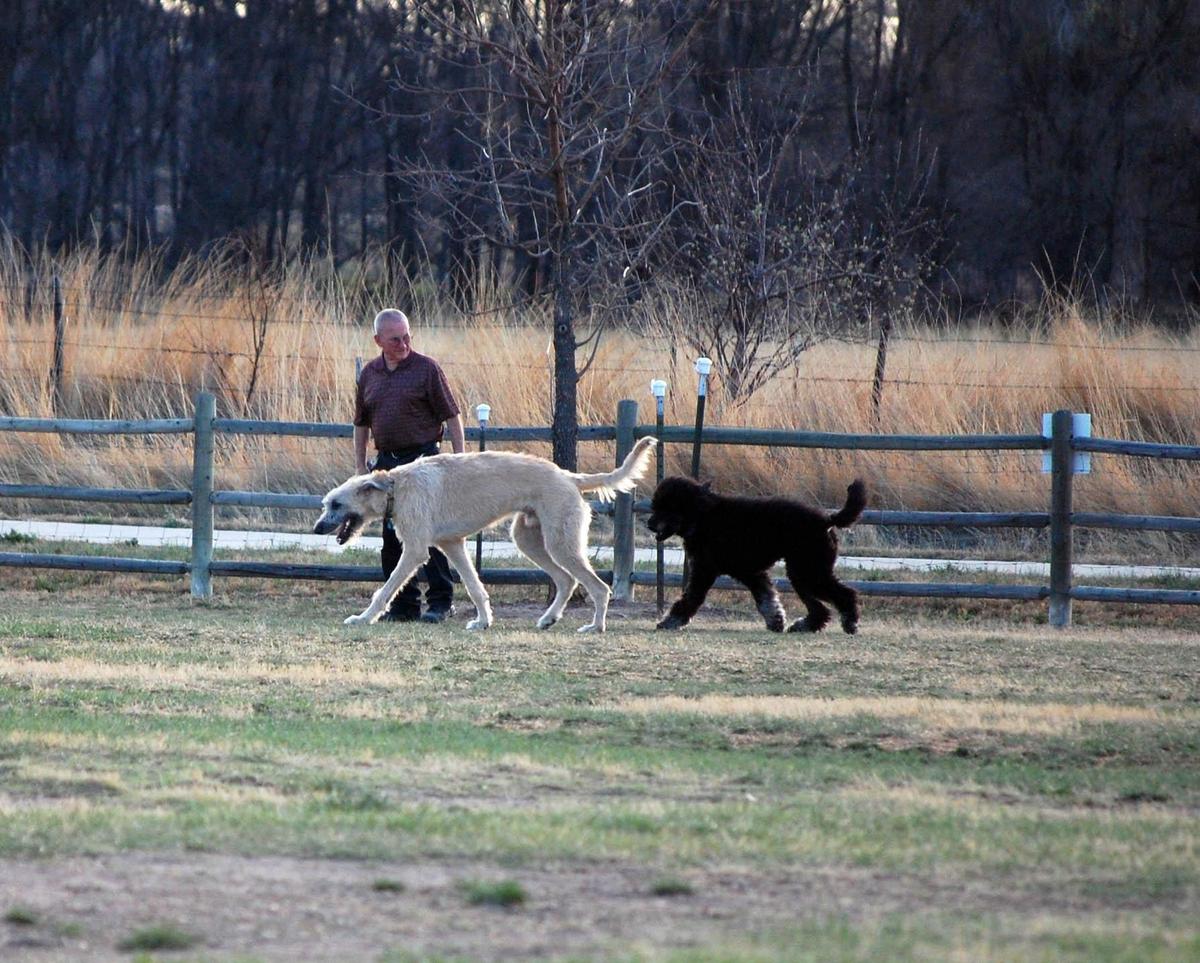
[312,471,393,545]
[645,475,712,542]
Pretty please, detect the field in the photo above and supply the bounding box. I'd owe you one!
[1,566,1198,962]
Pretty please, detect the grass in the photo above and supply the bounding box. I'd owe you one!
[649,877,694,897]
[116,922,200,952]
[0,573,1198,960]
[459,879,527,908]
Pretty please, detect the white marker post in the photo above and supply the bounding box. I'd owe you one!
[474,403,491,571]
[650,379,668,614]
[690,358,712,479]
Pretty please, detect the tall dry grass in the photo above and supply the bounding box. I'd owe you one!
[1,246,1198,553]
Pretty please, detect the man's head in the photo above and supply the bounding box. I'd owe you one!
[373,309,412,367]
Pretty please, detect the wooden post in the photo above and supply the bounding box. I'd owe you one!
[612,399,637,601]
[190,391,216,599]
[50,275,65,414]
[1048,409,1074,627]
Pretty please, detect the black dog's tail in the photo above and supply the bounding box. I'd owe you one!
[829,479,867,529]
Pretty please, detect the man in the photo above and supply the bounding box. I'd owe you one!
[354,308,466,623]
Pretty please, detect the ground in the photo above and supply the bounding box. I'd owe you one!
[1,578,1198,962]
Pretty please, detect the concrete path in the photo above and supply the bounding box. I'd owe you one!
[3,519,1197,581]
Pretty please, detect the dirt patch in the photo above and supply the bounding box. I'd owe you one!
[0,852,1117,961]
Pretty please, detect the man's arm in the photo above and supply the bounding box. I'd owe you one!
[446,414,466,454]
[354,425,371,474]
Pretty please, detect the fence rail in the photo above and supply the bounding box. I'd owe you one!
[2,392,1198,626]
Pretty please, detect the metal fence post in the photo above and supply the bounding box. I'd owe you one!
[190,391,215,599]
[612,399,637,601]
[1049,408,1074,627]
[650,379,667,614]
[474,403,491,572]
[690,357,711,479]
[50,274,65,414]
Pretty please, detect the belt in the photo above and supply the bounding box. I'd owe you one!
[377,442,437,459]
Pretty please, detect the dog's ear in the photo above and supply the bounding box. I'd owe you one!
[359,472,392,494]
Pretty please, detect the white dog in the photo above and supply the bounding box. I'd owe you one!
[314,437,657,631]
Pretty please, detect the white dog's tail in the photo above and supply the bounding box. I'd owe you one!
[571,436,658,502]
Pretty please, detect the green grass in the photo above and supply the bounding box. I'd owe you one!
[116,922,200,951]
[0,584,1198,960]
[459,879,527,907]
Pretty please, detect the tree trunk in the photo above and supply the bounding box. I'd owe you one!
[551,256,578,470]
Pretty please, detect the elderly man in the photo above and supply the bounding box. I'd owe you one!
[354,308,466,623]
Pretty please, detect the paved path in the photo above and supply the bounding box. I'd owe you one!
[3,519,1198,581]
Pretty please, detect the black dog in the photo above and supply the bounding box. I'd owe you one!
[646,476,867,633]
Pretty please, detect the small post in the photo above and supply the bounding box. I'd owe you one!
[612,399,637,601]
[1048,409,1074,627]
[50,274,65,414]
[190,391,216,599]
[474,402,491,572]
[690,357,711,479]
[650,378,668,615]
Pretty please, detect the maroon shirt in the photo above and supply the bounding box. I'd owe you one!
[353,351,460,451]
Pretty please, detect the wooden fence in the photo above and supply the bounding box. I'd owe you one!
[2,393,1199,626]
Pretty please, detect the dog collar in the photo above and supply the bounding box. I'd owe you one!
[383,489,394,523]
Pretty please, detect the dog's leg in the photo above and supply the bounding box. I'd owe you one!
[547,550,610,633]
[737,572,786,632]
[657,560,718,630]
[540,503,611,633]
[510,514,576,629]
[783,558,833,633]
[437,538,492,630]
[347,544,429,625]
[813,574,860,635]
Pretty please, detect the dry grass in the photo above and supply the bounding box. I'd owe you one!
[2,247,1198,531]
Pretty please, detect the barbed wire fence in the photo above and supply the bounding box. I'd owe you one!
[2,274,1198,564]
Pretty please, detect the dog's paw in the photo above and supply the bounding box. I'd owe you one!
[536,614,561,630]
[656,615,686,630]
[577,622,604,634]
[764,612,786,632]
[465,618,490,631]
[841,618,859,635]
[344,612,373,626]
[787,617,818,633]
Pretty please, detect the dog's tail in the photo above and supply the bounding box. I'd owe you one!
[571,436,658,502]
[829,479,867,528]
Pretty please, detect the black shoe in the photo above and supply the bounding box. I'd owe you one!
[419,605,455,624]
[380,608,421,623]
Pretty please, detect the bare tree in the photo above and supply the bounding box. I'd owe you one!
[656,87,933,404]
[394,0,713,469]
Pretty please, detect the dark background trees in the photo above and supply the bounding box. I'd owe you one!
[2,0,1198,309]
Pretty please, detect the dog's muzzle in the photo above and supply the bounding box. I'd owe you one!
[645,516,672,542]
[313,512,364,545]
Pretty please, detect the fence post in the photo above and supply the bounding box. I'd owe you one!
[650,379,667,615]
[474,403,491,572]
[50,274,65,414]
[690,357,711,478]
[612,399,637,601]
[190,391,216,599]
[1048,408,1074,627]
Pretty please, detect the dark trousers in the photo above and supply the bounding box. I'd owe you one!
[373,443,455,615]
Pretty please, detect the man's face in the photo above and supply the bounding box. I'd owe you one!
[374,318,412,366]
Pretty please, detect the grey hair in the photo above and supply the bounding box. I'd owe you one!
[372,308,409,335]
